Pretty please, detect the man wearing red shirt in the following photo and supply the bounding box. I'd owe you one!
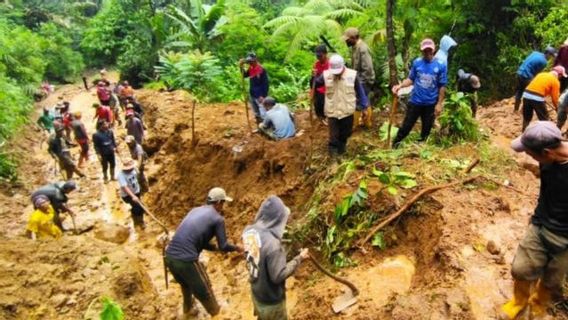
[92,103,113,128]
[312,45,329,125]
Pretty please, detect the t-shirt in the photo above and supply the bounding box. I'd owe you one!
[26,206,62,239]
[262,104,296,140]
[97,86,111,101]
[531,162,568,235]
[128,143,147,162]
[37,114,54,131]
[166,205,237,262]
[517,51,548,80]
[409,57,447,106]
[313,59,329,94]
[126,117,144,144]
[96,106,113,123]
[117,169,140,197]
[71,119,88,141]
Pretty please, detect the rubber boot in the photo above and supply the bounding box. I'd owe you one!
[501,280,531,319]
[529,280,551,318]
[364,109,373,128]
[353,110,362,130]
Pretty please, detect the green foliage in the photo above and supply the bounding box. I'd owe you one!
[437,92,480,145]
[99,297,124,320]
[534,7,568,46]
[38,23,84,83]
[156,50,224,102]
[371,231,386,249]
[371,167,417,195]
[334,180,368,222]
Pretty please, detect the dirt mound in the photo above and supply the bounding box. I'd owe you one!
[137,89,328,232]
[0,237,160,320]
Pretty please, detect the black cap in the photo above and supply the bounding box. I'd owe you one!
[245,52,257,63]
[315,44,328,55]
[63,180,77,191]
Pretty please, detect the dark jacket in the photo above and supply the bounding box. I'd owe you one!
[31,182,68,213]
[166,205,237,262]
[243,65,269,99]
[242,196,303,304]
[92,130,116,156]
[47,134,71,158]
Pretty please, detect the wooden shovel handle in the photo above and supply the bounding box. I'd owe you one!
[308,253,359,296]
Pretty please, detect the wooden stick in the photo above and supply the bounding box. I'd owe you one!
[386,95,398,148]
[465,157,480,174]
[359,175,479,246]
[239,66,253,132]
[308,253,359,296]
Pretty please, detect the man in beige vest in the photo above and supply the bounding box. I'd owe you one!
[316,54,369,155]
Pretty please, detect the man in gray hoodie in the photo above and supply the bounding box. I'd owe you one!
[242,196,309,320]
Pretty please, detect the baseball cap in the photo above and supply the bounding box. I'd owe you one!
[329,54,345,75]
[63,180,77,191]
[552,65,568,78]
[125,110,134,116]
[207,187,233,202]
[245,52,257,63]
[342,27,359,40]
[511,121,564,153]
[314,44,327,56]
[262,96,276,107]
[420,38,436,51]
[544,46,557,57]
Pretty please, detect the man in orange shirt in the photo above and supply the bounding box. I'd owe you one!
[522,66,567,131]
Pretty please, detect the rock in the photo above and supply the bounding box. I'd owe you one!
[94,222,130,244]
[487,240,501,255]
[50,293,68,308]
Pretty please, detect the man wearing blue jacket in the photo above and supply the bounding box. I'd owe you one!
[241,53,270,123]
[514,47,557,112]
[243,196,309,320]
[165,187,243,318]
[258,97,296,140]
[392,38,447,148]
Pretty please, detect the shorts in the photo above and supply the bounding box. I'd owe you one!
[59,154,76,170]
[78,141,89,157]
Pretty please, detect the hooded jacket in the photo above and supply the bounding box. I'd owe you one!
[434,35,457,66]
[242,196,303,305]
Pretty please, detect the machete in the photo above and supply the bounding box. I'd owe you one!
[319,35,337,53]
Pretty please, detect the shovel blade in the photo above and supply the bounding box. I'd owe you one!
[332,291,358,313]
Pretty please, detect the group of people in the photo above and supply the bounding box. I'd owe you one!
[27,31,568,320]
[241,28,482,154]
[165,188,308,320]
[29,73,151,240]
[514,39,568,134]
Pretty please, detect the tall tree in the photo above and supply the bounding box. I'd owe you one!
[385,0,397,86]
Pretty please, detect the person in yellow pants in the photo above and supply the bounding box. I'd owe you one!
[503,121,568,319]
[26,195,63,240]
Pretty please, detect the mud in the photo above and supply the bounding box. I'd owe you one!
[1,82,566,319]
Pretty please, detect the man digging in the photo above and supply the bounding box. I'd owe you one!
[165,187,243,318]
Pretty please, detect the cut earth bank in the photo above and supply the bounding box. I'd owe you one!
[0,82,561,319]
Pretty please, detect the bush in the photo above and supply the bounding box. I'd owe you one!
[436,92,480,146]
[38,23,84,83]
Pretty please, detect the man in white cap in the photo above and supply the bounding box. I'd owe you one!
[117,159,145,228]
[392,38,448,148]
[502,121,568,319]
[165,187,243,318]
[315,53,369,155]
[521,65,567,131]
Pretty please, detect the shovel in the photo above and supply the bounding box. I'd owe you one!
[308,253,359,313]
[139,202,170,290]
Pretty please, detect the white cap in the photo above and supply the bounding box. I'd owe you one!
[329,54,345,75]
[207,187,233,203]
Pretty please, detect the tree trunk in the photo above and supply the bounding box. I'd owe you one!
[386,0,398,87]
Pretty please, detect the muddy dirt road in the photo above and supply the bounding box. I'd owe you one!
[0,81,562,319]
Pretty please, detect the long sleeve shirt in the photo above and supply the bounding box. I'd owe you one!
[351,39,375,86]
[517,51,548,80]
[92,130,116,155]
[523,72,561,106]
[166,205,237,262]
[243,64,269,99]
